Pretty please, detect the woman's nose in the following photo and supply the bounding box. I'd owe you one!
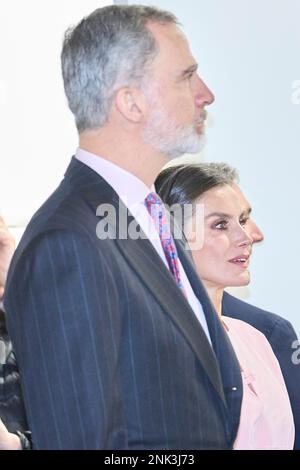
[237,226,253,248]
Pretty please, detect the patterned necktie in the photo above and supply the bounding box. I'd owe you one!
[145,192,186,296]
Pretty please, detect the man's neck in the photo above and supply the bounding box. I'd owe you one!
[79,129,169,188]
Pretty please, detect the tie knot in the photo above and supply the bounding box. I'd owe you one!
[144,192,163,208]
[144,193,186,296]
[145,192,171,240]
[145,191,164,220]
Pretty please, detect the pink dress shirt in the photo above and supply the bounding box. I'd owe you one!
[223,317,295,450]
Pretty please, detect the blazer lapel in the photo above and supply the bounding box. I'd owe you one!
[176,240,243,439]
[65,158,227,405]
[114,211,226,406]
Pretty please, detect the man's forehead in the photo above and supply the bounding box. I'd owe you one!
[146,20,185,39]
[146,21,191,54]
[146,21,196,72]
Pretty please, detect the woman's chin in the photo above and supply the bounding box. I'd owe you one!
[228,272,251,287]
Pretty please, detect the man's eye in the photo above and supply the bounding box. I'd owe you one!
[183,71,194,80]
[240,217,249,227]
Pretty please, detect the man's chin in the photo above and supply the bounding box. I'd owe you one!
[183,133,207,155]
[162,135,206,162]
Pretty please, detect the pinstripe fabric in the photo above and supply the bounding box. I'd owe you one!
[4,157,242,449]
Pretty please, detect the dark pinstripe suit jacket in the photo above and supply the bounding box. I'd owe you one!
[223,292,300,449]
[4,158,242,450]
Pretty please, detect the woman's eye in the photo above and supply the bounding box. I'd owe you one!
[213,220,228,230]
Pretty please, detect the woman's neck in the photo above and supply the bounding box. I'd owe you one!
[202,283,224,318]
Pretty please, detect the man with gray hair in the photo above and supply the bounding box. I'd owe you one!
[4,5,242,449]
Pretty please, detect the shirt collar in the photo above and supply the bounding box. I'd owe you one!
[75,148,153,208]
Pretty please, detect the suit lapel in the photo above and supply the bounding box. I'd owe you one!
[65,158,227,405]
[116,232,226,404]
[176,240,243,439]
[112,201,226,406]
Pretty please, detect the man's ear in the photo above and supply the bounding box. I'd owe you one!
[115,87,146,123]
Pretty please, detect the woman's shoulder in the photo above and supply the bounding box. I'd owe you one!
[224,316,267,338]
[224,317,282,369]
[222,292,295,340]
[224,317,277,356]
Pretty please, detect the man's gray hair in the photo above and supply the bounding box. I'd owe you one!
[61,5,178,132]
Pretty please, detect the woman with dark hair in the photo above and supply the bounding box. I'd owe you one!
[156,163,297,450]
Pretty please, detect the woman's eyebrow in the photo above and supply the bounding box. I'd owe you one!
[205,212,231,220]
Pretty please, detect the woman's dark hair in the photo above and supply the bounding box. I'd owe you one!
[155,162,239,209]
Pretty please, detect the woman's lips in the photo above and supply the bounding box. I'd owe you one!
[228,254,250,268]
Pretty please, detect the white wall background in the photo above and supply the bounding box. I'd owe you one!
[1,0,299,333]
[127,0,300,334]
[0,0,112,229]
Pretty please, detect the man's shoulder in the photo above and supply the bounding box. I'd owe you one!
[19,159,117,247]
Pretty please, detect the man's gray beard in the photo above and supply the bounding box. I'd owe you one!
[142,104,206,159]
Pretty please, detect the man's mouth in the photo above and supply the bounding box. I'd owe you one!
[195,110,207,126]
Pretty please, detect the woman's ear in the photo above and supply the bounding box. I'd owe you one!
[115,87,146,123]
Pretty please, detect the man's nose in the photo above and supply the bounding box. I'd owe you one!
[195,76,215,107]
[248,219,264,244]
